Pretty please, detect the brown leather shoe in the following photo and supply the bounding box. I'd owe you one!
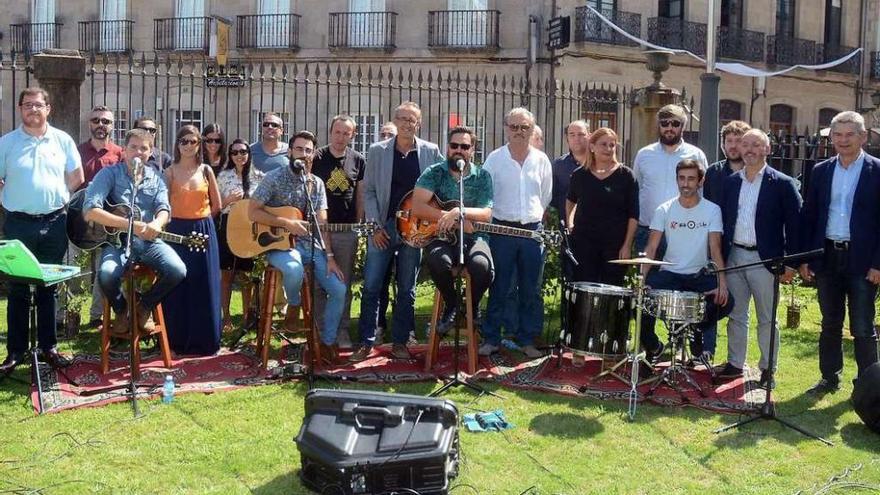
[319,343,345,366]
[348,345,372,363]
[110,313,130,337]
[136,304,156,334]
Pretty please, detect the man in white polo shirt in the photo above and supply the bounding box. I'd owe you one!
[633,104,708,254]
[640,158,732,365]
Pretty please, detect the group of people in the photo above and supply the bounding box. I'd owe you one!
[0,87,876,396]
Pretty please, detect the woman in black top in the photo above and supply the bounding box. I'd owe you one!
[565,127,638,285]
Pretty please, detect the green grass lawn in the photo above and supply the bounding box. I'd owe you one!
[0,283,879,494]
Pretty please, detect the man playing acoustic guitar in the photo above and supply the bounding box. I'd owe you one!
[248,130,347,365]
[83,128,187,335]
[410,126,494,337]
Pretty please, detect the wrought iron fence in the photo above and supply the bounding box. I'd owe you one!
[10,22,63,55]
[153,17,215,53]
[78,20,134,54]
[716,26,764,62]
[647,17,707,56]
[328,12,398,50]
[817,44,860,74]
[427,10,500,50]
[872,51,880,80]
[573,7,641,47]
[0,53,637,165]
[767,35,818,66]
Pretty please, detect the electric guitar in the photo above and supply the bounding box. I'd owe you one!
[395,191,561,249]
[225,199,378,259]
[66,189,209,252]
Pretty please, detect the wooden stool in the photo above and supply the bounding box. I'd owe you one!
[255,267,321,370]
[424,267,479,374]
[100,265,173,379]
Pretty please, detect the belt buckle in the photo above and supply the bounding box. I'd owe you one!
[833,240,848,250]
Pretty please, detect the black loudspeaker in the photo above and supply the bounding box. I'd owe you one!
[852,362,880,434]
[294,389,460,495]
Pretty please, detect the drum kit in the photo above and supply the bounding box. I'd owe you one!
[558,256,711,420]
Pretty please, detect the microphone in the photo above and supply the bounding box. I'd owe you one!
[455,159,466,172]
[290,158,306,175]
[132,157,144,177]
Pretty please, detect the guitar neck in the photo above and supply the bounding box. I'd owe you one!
[320,223,363,233]
[473,222,540,240]
[158,231,187,245]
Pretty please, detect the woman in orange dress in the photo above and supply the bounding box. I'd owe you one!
[163,125,223,355]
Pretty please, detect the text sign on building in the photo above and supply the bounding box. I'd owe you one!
[206,64,246,88]
[548,16,570,50]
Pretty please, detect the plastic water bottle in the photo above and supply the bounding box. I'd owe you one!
[162,375,175,404]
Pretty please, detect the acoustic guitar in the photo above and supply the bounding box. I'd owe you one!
[225,199,377,258]
[66,189,209,252]
[395,191,561,249]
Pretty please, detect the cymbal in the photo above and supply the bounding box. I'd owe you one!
[608,257,672,266]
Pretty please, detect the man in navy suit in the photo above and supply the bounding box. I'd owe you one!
[800,111,880,395]
[718,129,802,387]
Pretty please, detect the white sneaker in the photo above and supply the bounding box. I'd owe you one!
[478,342,500,356]
[521,345,544,359]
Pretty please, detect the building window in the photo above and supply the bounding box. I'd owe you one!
[31,0,56,52]
[258,0,291,49]
[349,0,386,48]
[720,0,743,29]
[776,0,795,38]
[658,0,684,19]
[351,113,380,155]
[175,0,206,50]
[100,0,127,52]
[581,89,619,133]
[588,0,617,11]
[769,104,795,137]
[113,109,129,143]
[719,99,743,125]
[447,0,489,47]
[818,107,839,128]
[824,0,841,46]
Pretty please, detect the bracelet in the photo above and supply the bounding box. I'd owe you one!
[326,252,335,258]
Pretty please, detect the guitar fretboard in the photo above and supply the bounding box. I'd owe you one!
[158,232,187,245]
[473,222,540,240]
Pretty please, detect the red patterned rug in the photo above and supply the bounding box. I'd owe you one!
[31,343,763,414]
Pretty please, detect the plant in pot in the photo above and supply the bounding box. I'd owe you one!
[57,251,93,340]
[785,273,803,329]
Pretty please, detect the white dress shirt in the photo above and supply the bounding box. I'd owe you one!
[632,140,708,226]
[482,144,552,223]
[733,164,766,247]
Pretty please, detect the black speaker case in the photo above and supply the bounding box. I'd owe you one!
[294,389,460,495]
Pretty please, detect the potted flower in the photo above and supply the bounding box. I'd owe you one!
[785,273,803,329]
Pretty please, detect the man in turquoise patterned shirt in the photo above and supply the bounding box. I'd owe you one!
[410,126,494,335]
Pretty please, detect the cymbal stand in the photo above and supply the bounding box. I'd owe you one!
[645,320,706,401]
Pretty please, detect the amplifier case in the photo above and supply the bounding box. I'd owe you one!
[294,389,460,495]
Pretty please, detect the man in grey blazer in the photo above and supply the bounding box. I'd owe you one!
[351,101,444,362]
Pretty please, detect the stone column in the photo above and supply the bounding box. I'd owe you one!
[32,49,86,141]
[629,51,682,155]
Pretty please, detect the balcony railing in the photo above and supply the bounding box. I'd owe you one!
[766,35,818,66]
[78,20,134,53]
[428,10,500,50]
[328,11,397,50]
[647,17,706,56]
[872,51,880,80]
[574,7,640,47]
[716,26,764,62]
[10,22,62,55]
[818,43,860,74]
[154,17,215,52]
[236,13,301,50]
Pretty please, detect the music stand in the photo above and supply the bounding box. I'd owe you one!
[0,240,83,414]
[712,249,832,445]
[429,160,500,399]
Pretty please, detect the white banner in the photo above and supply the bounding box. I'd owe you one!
[585,6,862,78]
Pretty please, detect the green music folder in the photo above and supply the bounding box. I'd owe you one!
[0,240,81,285]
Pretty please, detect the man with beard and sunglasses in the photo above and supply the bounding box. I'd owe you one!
[250,112,289,174]
[633,105,708,254]
[406,126,494,347]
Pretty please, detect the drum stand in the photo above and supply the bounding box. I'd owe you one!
[645,321,707,401]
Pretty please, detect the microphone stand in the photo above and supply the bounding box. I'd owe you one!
[301,171,323,391]
[430,160,499,398]
[553,220,578,368]
[711,248,831,445]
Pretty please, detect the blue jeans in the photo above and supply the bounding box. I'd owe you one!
[358,218,422,345]
[640,269,733,356]
[816,246,879,381]
[4,210,68,354]
[99,238,187,315]
[267,244,347,346]
[482,224,545,346]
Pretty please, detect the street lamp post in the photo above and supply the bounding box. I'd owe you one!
[698,1,721,162]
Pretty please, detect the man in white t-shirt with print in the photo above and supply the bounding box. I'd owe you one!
[640,158,733,365]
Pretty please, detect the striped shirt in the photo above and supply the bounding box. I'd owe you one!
[732,164,766,247]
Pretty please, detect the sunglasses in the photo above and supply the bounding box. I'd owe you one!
[508,124,532,132]
[90,118,113,125]
[659,119,683,128]
[262,121,281,129]
[449,142,472,150]
[293,145,314,154]
[137,126,158,134]
[178,138,200,146]
[230,149,249,156]
[204,138,223,144]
